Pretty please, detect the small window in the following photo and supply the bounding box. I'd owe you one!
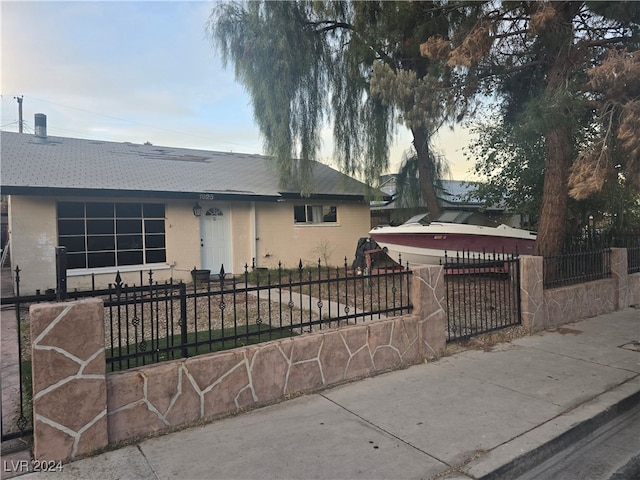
[205,207,224,216]
[86,202,114,218]
[322,206,337,223]
[115,203,142,218]
[57,202,85,218]
[294,205,307,223]
[293,205,337,224]
[143,203,165,218]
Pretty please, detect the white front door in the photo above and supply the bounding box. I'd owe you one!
[200,204,232,275]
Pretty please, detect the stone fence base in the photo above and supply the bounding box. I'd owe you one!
[518,249,638,331]
[106,314,436,444]
[30,266,446,462]
[29,251,638,462]
[29,299,107,461]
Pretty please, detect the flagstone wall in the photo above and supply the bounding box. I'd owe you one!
[105,265,446,445]
[29,298,108,462]
[29,265,446,462]
[611,248,640,308]
[518,249,637,330]
[29,253,638,462]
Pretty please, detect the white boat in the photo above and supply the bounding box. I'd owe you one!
[369,214,537,265]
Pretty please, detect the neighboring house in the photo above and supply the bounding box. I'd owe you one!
[371,176,527,228]
[1,127,373,294]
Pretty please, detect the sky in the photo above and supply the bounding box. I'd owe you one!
[1,0,475,181]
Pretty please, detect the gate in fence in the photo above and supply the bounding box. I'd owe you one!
[443,251,521,342]
[1,267,34,443]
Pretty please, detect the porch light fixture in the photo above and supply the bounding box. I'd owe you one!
[193,203,202,217]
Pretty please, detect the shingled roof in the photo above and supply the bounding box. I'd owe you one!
[0,131,372,201]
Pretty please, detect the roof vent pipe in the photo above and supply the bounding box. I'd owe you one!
[34,113,47,143]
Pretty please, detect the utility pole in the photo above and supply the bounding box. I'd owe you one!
[15,96,23,133]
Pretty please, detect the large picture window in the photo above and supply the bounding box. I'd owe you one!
[57,202,166,269]
[293,205,337,224]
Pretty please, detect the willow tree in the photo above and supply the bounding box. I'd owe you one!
[421,1,640,255]
[208,1,458,220]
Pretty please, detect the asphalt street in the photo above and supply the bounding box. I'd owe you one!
[515,401,640,480]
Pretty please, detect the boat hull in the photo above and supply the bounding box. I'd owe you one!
[369,223,536,265]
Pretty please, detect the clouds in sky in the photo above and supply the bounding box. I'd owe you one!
[1,0,474,179]
[2,1,259,150]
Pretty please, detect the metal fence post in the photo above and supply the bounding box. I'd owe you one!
[56,246,67,301]
[179,282,188,358]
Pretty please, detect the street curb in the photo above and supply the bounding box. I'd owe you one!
[474,379,640,480]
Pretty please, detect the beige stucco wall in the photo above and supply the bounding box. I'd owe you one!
[7,196,371,294]
[161,200,202,282]
[8,196,204,293]
[228,202,253,273]
[8,196,58,292]
[255,201,371,269]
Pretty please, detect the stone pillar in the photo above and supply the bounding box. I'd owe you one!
[519,255,547,331]
[30,298,108,462]
[630,273,640,309]
[611,248,628,310]
[411,265,446,360]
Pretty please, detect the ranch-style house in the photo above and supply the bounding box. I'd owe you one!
[1,124,378,294]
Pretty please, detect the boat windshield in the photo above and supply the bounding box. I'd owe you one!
[403,213,430,225]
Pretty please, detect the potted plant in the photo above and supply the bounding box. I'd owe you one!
[191,267,211,283]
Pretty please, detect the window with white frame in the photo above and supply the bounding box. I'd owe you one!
[57,202,166,269]
[293,205,337,224]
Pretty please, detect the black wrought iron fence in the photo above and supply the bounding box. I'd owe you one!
[0,264,111,443]
[1,267,35,443]
[442,250,521,342]
[628,244,640,274]
[543,247,611,289]
[105,259,411,371]
[2,259,411,375]
[565,231,639,275]
[0,259,411,438]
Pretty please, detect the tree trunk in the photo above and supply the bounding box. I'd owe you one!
[533,2,580,257]
[535,125,572,256]
[411,126,441,220]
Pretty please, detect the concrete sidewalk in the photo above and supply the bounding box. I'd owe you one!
[14,308,640,480]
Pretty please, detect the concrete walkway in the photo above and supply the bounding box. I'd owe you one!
[245,284,388,324]
[8,308,640,480]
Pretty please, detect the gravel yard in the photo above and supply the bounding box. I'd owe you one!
[101,269,413,356]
